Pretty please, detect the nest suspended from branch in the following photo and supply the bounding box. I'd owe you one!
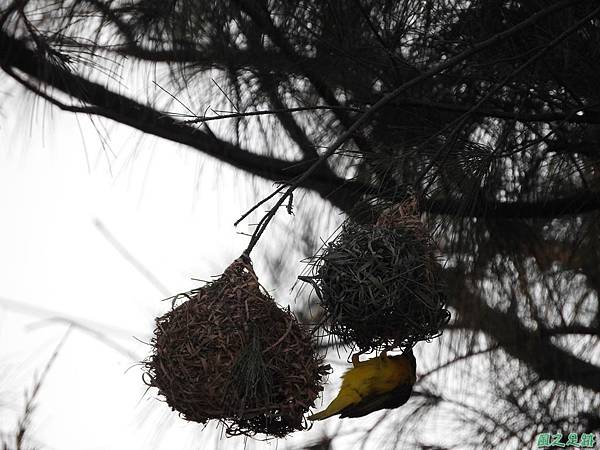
[144,257,329,438]
[301,198,450,353]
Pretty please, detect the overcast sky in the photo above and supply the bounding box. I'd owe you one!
[0,82,357,449]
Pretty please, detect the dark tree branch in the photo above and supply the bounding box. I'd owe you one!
[424,191,600,218]
[4,2,600,220]
[539,325,600,336]
[445,267,600,392]
[233,0,375,155]
[0,29,362,211]
[389,98,600,124]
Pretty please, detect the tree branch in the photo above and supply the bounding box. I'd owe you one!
[444,267,600,392]
[424,191,600,218]
[0,29,362,211]
[389,98,600,124]
[233,0,374,155]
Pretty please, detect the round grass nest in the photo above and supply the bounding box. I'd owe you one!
[302,199,450,352]
[144,257,329,438]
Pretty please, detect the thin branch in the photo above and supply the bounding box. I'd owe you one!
[16,326,72,450]
[179,105,364,125]
[418,344,501,381]
[93,218,170,296]
[27,318,141,360]
[389,98,600,124]
[539,325,600,337]
[423,191,600,218]
[234,183,287,227]
[0,295,147,339]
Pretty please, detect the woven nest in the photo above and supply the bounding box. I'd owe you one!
[144,257,329,438]
[302,198,450,352]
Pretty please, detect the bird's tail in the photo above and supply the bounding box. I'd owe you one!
[308,408,337,421]
[308,397,348,420]
[308,390,362,421]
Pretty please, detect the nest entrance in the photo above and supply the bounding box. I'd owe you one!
[144,258,328,438]
[303,199,450,352]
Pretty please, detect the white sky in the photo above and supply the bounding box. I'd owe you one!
[0,83,356,450]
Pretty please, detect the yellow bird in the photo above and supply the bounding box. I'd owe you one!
[308,348,416,420]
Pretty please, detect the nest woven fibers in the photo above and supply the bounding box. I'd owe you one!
[144,257,329,438]
[303,199,450,353]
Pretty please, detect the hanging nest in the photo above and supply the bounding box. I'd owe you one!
[301,197,450,353]
[144,257,329,438]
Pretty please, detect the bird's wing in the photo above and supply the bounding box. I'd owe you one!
[339,383,413,418]
[308,364,380,420]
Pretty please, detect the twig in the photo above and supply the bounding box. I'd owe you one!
[211,78,239,113]
[0,295,145,339]
[418,344,500,381]
[93,218,171,296]
[234,183,286,226]
[152,80,197,117]
[182,105,364,124]
[15,326,72,450]
[28,318,141,360]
